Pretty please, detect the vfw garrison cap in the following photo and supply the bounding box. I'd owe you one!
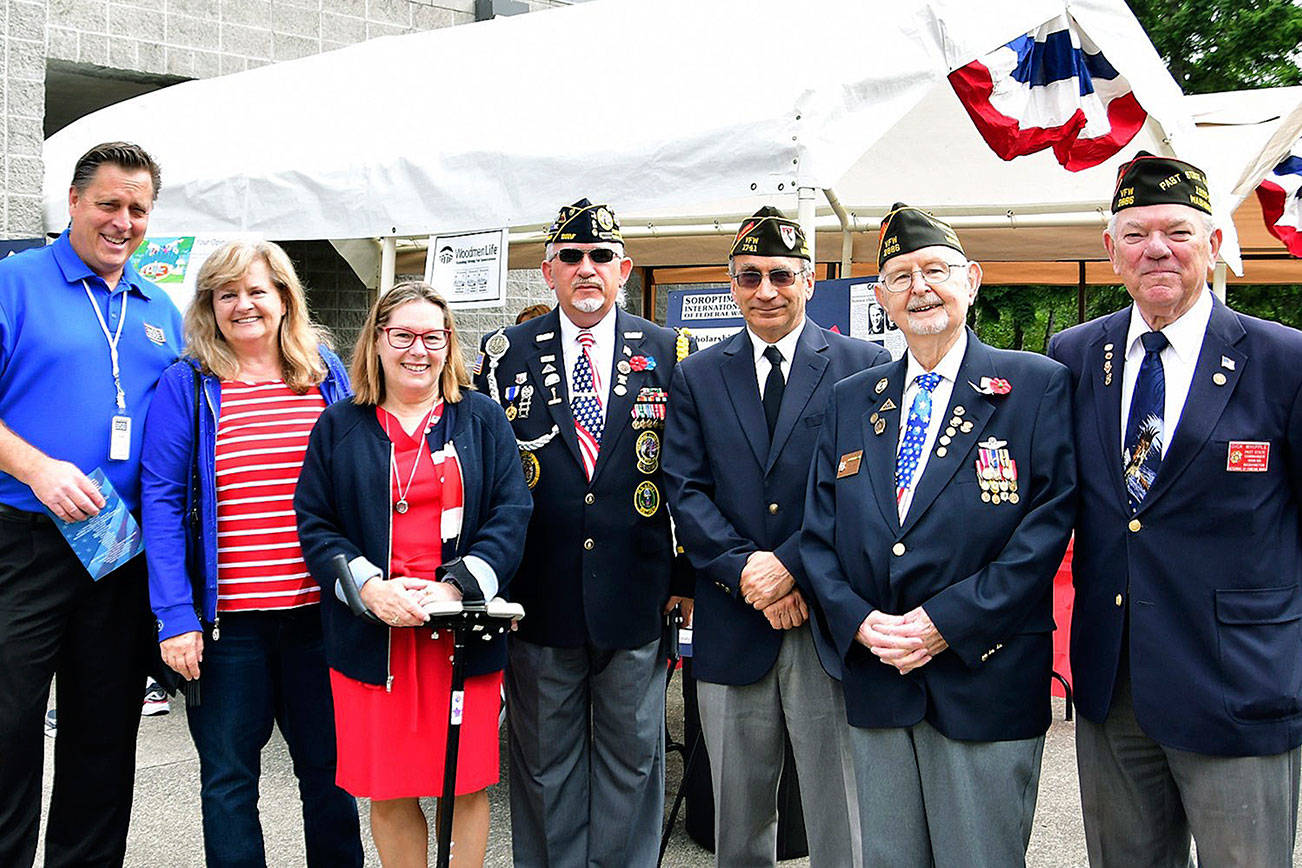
[545,198,623,245]
[877,202,964,268]
[1111,151,1212,215]
[730,206,811,260]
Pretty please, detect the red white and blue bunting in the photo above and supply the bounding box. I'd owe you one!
[1255,143,1302,257]
[949,14,1147,172]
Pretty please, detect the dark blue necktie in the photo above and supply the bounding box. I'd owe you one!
[762,345,785,437]
[1122,330,1168,512]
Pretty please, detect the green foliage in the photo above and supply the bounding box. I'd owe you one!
[1226,285,1302,329]
[972,284,1129,352]
[1125,0,1302,93]
[973,284,1302,353]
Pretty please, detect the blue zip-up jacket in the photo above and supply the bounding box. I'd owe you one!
[141,347,352,641]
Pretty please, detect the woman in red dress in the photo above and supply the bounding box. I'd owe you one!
[295,282,532,866]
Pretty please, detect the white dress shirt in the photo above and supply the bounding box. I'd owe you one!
[896,334,968,522]
[1119,288,1212,459]
[559,305,617,427]
[747,317,807,399]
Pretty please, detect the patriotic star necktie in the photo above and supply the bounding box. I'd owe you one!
[895,371,942,520]
[1122,330,1168,512]
[571,329,604,480]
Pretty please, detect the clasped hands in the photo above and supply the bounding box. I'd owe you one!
[856,607,947,674]
[360,575,462,627]
[740,551,807,631]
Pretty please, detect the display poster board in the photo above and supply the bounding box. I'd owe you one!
[667,277,904,359]
[130,235,230,314]
[423,228,509,308]
[0,238,44,258]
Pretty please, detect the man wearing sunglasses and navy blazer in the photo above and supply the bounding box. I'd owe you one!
[475,199,691,867]
[664,207,884,866]
[801,204,1076,867]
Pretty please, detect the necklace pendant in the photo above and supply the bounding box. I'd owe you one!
[395,499,409,514]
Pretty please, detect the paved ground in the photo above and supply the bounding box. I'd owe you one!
[37,682,1300,866]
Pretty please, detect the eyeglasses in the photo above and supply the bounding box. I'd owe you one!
[381,327,450,351]
[878,261,967,293]
[552,248,621,265]
[729,268,808,290]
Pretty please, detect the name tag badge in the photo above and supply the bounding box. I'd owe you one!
[1226,441,1269,472]
[109,415,131,461]
[837,450,863,478]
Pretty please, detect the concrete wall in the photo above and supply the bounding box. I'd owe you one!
[4,0,48,239]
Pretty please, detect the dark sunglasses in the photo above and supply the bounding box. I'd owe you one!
[730,268,806,290]
[554,248,621,265]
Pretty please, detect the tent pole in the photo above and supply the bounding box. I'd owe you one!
[798,186,817,266]
[823,188,854,278]
[380,236,397,295]
[1212,261,1227,302]
[1077,261,1086,324]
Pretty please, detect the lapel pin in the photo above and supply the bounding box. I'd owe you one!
[870,412,879,424]
[954,406,966,416]
[515,372,528,385]
[873,418,887,435]
[535,331,554,342]
[880,398,898,412]
[540,354,556,363]
[617,360,632,375]
[1221,356,1235,371]
[1104,343,1114,352]
[875,377,888,394]
[614,384,627,396]
[1213,372,1227,386]
[623,331,643,340]
[970,378,1011,396]
[548,387,562,405]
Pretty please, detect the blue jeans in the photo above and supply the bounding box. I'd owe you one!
[186,607,362,868]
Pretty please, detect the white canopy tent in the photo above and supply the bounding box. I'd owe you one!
[44,0,1246,286]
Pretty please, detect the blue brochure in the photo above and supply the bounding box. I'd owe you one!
[46,468,144,581]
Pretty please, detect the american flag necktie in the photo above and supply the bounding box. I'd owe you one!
[572,329,604,480]
[895,371,942,520]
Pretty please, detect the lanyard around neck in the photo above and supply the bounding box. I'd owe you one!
[82,280,129,411]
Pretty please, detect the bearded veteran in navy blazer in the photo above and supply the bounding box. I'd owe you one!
[1048,153,1302,867]
[665,207,885,867]
[801,205,1075,868]
[473,199,691,868]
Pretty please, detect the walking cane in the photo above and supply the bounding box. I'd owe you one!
[424,594,523,867]
[330,554,523,867]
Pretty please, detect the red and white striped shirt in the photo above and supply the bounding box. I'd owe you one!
[215,380,326,612]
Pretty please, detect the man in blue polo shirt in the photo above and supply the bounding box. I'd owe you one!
[0,142,183,867]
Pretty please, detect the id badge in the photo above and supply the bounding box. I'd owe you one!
[109,415,131,461]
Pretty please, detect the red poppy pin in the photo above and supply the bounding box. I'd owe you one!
[971,377,1011,396]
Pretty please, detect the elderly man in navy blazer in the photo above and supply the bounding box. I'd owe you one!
[665,207,885,866]
[1048,153,1302,866]
[474,199,690,867]
[801,205,1075,867]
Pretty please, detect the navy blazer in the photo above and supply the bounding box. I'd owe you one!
[294,392,532,685]
[664,322,888,685]
[801,331,1075,740]
[1048,297,1302,757]
[473,308,687,650]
